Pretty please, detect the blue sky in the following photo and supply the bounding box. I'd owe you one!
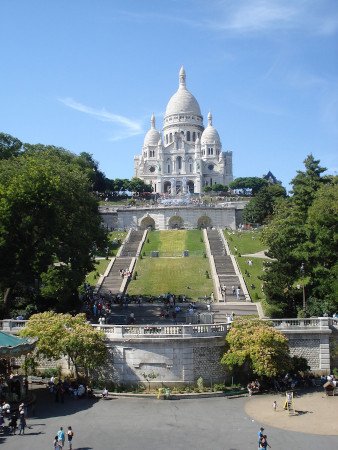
[1,0,337,188]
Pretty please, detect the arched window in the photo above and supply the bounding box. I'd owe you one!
[177,156,182,170]
[169,133,173,142]
[167,158,171,174]
[193,132,196,141]
[187,131,191,141]
[188,158,193,173]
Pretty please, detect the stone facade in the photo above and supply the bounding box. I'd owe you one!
[288,338,320,369]
[100,204,247,231]
[103,336,226,386]
[134,67,233,195]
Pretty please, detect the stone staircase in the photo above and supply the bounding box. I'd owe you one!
[206,229,246,302]
[99,230,145,295]
[211,303,258,323]
[120,230,145,257]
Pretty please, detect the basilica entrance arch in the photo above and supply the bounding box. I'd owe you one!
[164,181,171,193]
[197,215,212,229]
[187,180,195,193]
[140,215,156,230]
[168,215,184,229]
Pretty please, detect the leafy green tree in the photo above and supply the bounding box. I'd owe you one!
[229,177,268,196]
[78,152,108,192]
[242,184,286,224]
[0,147,107,312]
[21,312,107,379]
[221,317,291,378]
[128,177,153,194]
[0,132,23,159]
[262,155,337,317]
[291,154,328,212]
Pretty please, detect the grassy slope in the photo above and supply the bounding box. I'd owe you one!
[142,230,205,256]
[224,230,267,302]
[128,230,212,299]
[86,259,111,286]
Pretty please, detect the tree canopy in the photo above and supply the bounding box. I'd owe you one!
[221,317,291,378]
[242,184,286,224]
[229,177,268,196]
[0,145,107,314]
[21,312,107,379]
[0,132,23,159]
[262,155,337,317]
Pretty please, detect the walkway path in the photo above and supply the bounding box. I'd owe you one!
[2,387,337,450]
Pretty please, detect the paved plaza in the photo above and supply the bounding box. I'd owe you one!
[2,388,338,450]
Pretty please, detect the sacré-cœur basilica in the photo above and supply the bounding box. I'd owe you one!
[134,67,233,195]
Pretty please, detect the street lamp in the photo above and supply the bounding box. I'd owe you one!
[300,263,306,312]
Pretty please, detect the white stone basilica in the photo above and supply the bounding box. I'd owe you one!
[134,67,233,195]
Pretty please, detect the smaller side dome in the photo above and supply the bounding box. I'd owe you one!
[201,112,221,145]
[144,114,161,146]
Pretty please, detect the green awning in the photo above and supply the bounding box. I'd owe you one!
[0,331,37,357]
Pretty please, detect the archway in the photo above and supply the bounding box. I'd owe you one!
[168,215,184,229]
[164,181,171,193]
[187,180,194,193]
[140,216,156,230]
[197,215,212,229]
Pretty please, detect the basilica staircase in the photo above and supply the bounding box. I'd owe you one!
[206,229,245,301]
[206,229,258,319]
[99,230,145,295]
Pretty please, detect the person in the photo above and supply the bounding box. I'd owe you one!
[236,286,240,300]
[257,427,264,448]
[232,285,235,296]
[9,414,17,435]
[67,426,74,450]
[102,387,109,399]
[18,411,26,434]
[259,434,271,449]
[54,435,60,450]
[272,400,277,411]
[57,426,65,448]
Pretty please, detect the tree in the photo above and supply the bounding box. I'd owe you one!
[0,132,23,159]
[262,155,337,317]
[78,152,108,192]
[0,146,107,313]
[221,317,291,378]
[242,184,286,224]
[229,177,268,196]
[21,312,108,379]
[291,154,327,212]
[128,177,153,195]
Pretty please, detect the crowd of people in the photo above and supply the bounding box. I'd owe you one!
[0,401,28,435]
[47,376,93,403]
[81,283,198,325]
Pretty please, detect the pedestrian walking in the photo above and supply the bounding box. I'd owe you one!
[57,426,65,448]
[18,411,26,434]
[272,400,277,411]
[67,426,74,450]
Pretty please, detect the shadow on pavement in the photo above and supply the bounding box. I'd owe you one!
[30,386,98,420]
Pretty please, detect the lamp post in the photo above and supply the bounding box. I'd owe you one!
[300,263,306,312]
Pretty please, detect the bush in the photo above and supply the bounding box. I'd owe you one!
[39,367,60,379]
[196,377,204,392]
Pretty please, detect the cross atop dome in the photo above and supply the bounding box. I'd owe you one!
[208,112,213,126]
[179,66,186,88]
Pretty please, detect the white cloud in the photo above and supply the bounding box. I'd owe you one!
[59,97,143,140]
[116,1,338,36]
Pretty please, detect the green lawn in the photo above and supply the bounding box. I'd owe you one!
[86,258,111,286]
[142,230,205,256]
[223,229,267,302]
[224,229,266,255]
[127,257,213,299]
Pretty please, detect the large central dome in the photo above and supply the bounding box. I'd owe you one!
[165,67,202,117]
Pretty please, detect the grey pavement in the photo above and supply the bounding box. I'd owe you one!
[2,387,338,450]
